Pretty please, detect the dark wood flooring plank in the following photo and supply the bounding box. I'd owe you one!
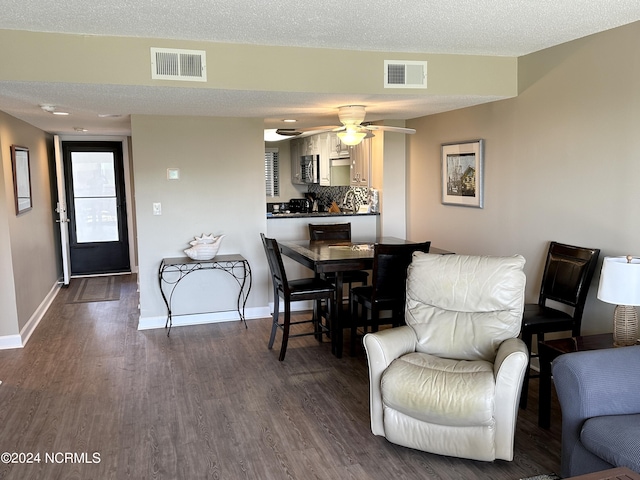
[0,273,562,479]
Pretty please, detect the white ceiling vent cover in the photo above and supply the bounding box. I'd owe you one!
[151,47,207,82]
[384,60,427,89]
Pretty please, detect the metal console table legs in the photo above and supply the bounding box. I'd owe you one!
[158,254,252,335]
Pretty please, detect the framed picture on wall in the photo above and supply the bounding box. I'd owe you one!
[441,139,484,208]
[11,145,32,215]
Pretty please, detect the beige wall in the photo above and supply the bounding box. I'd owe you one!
[0,111,58,337]
[371,122,410,238]
[406,21,640,335]
[0,30,517,98]
[131,115,269,324]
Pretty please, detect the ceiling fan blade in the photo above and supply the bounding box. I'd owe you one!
[362,124,416,134]
[275,129,302,136]
[296,125,341,133]
[276,125,342,136]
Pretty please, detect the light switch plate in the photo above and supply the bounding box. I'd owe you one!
[153,202,162,215]
[167,168,180,180]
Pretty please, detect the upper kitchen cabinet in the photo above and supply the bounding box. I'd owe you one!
[328,132,351,159]
[317,133,331,186]
[351,138,371,186]
[289,132,366,187]
[301,135,319,156]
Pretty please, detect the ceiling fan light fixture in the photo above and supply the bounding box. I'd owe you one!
[338,105,366,125]
[337,129,366,146]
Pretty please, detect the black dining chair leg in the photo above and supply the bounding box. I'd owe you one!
[326,295,334,344]
[279,301,292,361]
[350,297,360,356]
[370,307,380,333]
[392,306,404,328]
[520,329,535,409]
[268,287,280,350]
[313,299,324,342]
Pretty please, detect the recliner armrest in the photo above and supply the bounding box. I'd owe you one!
[493,337,528,461]
[363,326,418,436]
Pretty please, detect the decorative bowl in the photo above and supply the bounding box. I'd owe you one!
[184,234,224,260]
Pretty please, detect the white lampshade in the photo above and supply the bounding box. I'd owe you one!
[597,256,640,306]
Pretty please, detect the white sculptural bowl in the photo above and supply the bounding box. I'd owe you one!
[184,234,224,260]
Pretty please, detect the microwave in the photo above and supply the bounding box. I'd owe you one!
[300,154,320,184]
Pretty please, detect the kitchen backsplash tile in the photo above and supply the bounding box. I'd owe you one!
[307,185,369,211]
[266,186,371,213]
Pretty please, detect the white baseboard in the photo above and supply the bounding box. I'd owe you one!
[137,306,271,331]
[0,281,60,350]
[0,334,23,350]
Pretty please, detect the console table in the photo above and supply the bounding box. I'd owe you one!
[158,255,252,335]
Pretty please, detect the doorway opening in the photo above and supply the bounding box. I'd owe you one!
[61,141,130,276]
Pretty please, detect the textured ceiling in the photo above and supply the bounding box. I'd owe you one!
[1,0,639,136]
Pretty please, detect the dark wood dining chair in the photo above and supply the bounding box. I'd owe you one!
[349,241,431,355]
[308,222,369,291]
[308,223,352,241]
[260,233,336,361]
[519,241,600,408]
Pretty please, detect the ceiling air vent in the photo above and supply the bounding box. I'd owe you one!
[384,60,427,89]
[151,47,207,82]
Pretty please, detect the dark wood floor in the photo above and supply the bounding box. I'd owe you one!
[0,274,562,479]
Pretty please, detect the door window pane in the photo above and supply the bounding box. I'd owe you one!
[74,198,119,242]
[71,152,119,243]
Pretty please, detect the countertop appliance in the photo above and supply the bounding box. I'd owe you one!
[288,198,311,213]
[301,154,320,184]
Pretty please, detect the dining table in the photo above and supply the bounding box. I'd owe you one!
[277,236,452,357]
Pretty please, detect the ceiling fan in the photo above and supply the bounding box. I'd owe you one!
[275,105,416,145]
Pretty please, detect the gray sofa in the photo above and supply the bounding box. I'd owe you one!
[552,345,640,478]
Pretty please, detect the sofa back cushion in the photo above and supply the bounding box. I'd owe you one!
[405,253,526,362]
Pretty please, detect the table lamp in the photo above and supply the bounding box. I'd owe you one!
[597,255,640,347]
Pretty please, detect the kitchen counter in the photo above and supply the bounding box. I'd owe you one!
[267,212,379,219]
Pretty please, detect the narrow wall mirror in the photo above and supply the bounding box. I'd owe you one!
[11,145,32,215]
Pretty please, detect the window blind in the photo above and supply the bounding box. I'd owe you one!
[265,148,279,197]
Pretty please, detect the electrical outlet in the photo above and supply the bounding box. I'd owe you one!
[153,202,162,215]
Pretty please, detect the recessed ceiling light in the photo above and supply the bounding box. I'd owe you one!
[283,119,297,123]
[74,127,88,132]
[97,113,123,118]
[39,104,69,115]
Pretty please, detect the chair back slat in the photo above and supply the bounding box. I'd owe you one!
[260,233,289,295]
[309,223,351,241]
[372,242,431,302]
[539,242,600,313]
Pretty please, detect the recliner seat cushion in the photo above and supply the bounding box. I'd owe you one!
[381,352,495,426]
[405,253,526,362]
[581,413,640,473]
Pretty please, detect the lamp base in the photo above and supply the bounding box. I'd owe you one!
[613,305,639,347]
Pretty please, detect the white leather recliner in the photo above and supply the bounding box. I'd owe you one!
[363,252,528,462]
